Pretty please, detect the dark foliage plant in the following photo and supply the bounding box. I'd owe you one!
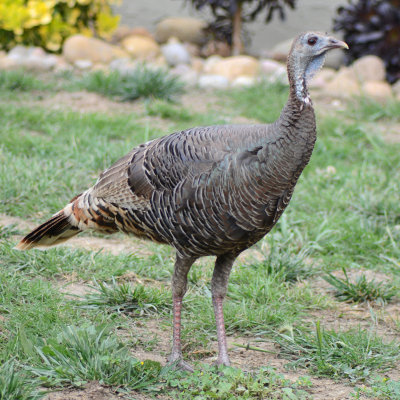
[188,0,297,55]
[333,0,400,83]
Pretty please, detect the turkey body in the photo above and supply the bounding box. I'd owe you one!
[81,105,315,258]
[17,31,348,370]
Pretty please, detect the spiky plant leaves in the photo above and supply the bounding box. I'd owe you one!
[334,0,400,83]
[323,268,396,303]
[31,325,161,389]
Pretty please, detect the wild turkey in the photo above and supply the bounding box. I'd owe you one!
[17,32,348,371]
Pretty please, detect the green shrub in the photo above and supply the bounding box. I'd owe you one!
[323,267,396,303]
[0,0,120,52]
[79,66,185,101]
[31,324,161,389]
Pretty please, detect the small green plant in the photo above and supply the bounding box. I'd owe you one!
[163,364,311,399]
[146,100,193,121]
[78,70,122,97]
[79,66,185,102]
[80,278,172,315]
[0,360,41,400]
[31,324,161,389]
[276,323,399,382]
[323,268,396,303]
[0,70,47,91]
[354,375,400,399]
[255,250,314,283]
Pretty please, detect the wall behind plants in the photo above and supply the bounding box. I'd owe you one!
[114,0,343,55]
[0,0,120,52]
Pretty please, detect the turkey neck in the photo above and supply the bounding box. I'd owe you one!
[270,61,317,163]
[275,91,316,145]
[254,70,317,194]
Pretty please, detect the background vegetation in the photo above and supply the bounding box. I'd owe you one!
[0,0,120,52]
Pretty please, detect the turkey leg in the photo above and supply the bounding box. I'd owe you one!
[167,254,196,372]
[211,253,236,366]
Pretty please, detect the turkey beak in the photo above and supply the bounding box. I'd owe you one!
[324,37,349,51]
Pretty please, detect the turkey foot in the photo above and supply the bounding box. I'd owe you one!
[167,354,194,372]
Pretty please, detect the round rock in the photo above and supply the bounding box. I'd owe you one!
[259,59,285,75]
[7,45,58,70]
[63,35,128,64]
[352,55,386,83]
[161,39,191,67]
[362,81,393,102]
[204,56,259,81]
[170,64,198,86]
[232,76,256,87]
[121,35,160,60]
[324,67,361,97]
[155,17,207,45]
[198,75,229,89]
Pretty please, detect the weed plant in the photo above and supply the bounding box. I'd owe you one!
[31,325,161,389]
[253,249,315,283]
[164,364,312,400]
[81,277,172,315]
[354,375,400,399]
[0,70,48,92]
[0,360,41,400]
[79,66,184,101]
[323,268,396,303]
[276,322,399,382]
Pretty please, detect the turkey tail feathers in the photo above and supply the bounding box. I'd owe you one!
[15,211,80,250]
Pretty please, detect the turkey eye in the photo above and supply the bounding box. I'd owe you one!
[308,37,317,45]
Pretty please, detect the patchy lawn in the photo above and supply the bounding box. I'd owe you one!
[1,70,400,399]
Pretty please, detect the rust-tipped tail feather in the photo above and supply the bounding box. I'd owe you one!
[15,211,80,250]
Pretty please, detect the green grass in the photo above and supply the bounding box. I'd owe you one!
[228,81,289,123]
[0,239,175,281]
[146,99,193,121]
[0,360,42,400]
[276,323,400,382]
[1,72,400,398]
[323,267,396,303]
[0,104,151,217]
[345,96,400,122]
[0,70,49,92]
[78,66,185,101]
[31,324,161,390]
[80,278,172,315]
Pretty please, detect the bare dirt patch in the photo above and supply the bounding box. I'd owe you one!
[24,89,259,125]
[121,318,171,365]
[309,269,400,339]
[0,213,36,231]
[65,235,153,257]
[57,281,95,299]
[44,382,120,400]
[34,91,142,115]
[44,383,171,400]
